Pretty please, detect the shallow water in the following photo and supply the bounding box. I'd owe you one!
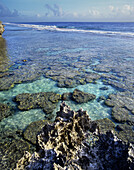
[0,76,115,130]
[0,22,134,132]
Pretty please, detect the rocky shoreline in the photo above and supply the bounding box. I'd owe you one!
[0,21,5,37]
[0,22,134,169]
[15,102,134,169]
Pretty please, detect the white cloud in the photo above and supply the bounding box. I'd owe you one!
[0,3,19,17]
[88,9,100,17]
[45,4,64,17]
[109,5,114,12]
[108,4,134,17]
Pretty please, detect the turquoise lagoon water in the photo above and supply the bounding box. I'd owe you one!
[1,22,134,131]
[0,76,115,130]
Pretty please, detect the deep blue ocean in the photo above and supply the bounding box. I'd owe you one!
[0,22,134,130]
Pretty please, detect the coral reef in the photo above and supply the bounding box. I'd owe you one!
[16,102,134,169]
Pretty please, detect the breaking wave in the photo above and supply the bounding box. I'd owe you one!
[5,22,134,37]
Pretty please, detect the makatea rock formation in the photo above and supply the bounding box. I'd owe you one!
[16,102,134,170]
[0,21,5,37]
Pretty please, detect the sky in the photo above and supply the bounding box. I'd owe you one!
[0,0,134,22]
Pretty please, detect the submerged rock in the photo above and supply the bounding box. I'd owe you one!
[16,102,134,170]
[15,92,61,114]
[112,106,130,123]
[94,118,115,134]
[98,95,106,102]
[99,86,109,90]
[72,89,96,103]
[23,120,52,145]
[117,130,134,144]
[57,78,77,88]
[0,129,35,170]
[0,103,13,121]
[62,92,72,101]
[117,123,133,131]
[105,92,134,125]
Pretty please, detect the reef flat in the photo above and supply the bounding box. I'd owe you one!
[0,22,134,169]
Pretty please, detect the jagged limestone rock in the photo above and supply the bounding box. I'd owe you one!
[16,102,134,169]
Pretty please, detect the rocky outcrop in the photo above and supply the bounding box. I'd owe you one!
[72,89,96,103]
[23,120,52,145]
[104,92,134,126]
[62,89,96,103]
[0,103,13,121]
[94,118,115,134]
[0,129,36,170]
[0,37,11,73]
[16,102,134,169]
[15,92,61,114]
[0,21,5,37]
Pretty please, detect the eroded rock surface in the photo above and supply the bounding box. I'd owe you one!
[16,102,134,170]
[72,89,96,103]
[0,129,35,170]
[23,120,52,145]
[0,37,12,73]
[105,92,134,125]
[0,21,5,37]
[15,92,61,114]
[0,103,13,121]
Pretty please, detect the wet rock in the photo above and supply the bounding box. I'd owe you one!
[100,86,109,90]
[57,78,77,88]
[94,118,115,134]
[15,92,61,114]
[105,92,134,112]
[93,66,112,73]
[98,95,106,102]
[116,123,133,131]
[23,120,52,145]
[103,80,126,91]
[117,130,134,144]
[0,37,12,73]
[112,106,130,123]
[0,129,35,170]
[62,92,72,101]
[72,89,96,103]
[0,103,13,121]
[0,66,41,91]
[104,98,115,107]
[16,102,134,170]
[85,72,101,83]
[0,21,5,37]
